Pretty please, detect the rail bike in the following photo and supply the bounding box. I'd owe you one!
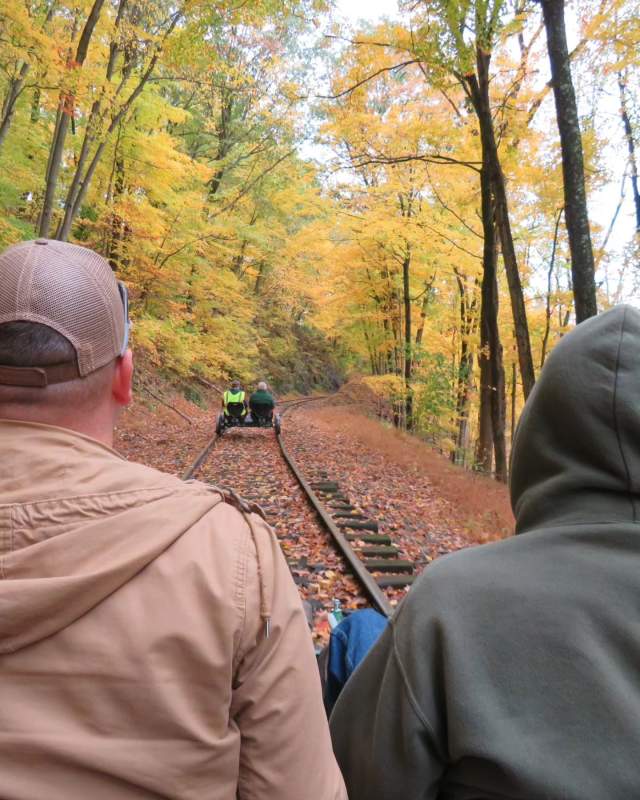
[215,400,282,437]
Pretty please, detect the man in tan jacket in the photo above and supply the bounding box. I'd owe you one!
[0,239,346,800]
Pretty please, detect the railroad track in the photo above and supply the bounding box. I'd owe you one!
[182,396,416,622]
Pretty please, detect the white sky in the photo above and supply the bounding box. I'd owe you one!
[335,0,398,23]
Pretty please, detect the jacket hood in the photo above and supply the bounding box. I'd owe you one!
[0,420,226,654]
[510,305,640,533]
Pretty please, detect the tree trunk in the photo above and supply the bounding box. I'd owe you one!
[478,164,508,481]
[541,208,563,368]
[39,0,107,238]
[57,0,182,241]
[362,324,378,375]
[468,50,536,400]
[402,246,413,430]
[475,175,494,474]
[56,99,101,239]
[0,2,57,151]
[539,0,597,322]
[107,148,126,270]
[209,87,233,198]
[0,63,30,152]
[413,275,435,354]
[56,9,180,241]
[618,73,640,233]
[475,348,493,473]
[39,109,73,237]
[31,88,42,123]
[231,209,259,276]
[254,262,267,294]
[510,360,517,444]
[455,351,474,466]
[452,274,477,466]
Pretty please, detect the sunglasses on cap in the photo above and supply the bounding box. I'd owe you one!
[118,281,131,357]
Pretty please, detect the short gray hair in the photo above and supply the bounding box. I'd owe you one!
[257,381,267,391]
[0,321,76,366]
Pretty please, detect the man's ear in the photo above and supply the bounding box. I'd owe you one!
[112,349,133,406]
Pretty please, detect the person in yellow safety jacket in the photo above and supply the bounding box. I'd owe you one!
[222,380,248,420]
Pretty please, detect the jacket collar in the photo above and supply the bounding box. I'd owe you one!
[0,419,124,506]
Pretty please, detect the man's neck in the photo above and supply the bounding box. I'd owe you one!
[0,408,115,447]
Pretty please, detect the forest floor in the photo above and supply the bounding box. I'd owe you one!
[114,385,514,644]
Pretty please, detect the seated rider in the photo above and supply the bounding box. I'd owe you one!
[249,381,275,423]
[222,379,247,421]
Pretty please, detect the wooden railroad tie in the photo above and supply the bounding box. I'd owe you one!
[310,481,340,492]
[362,559,414,574]
[344,532,392,545]
[310,474,419,597]
[337,519,379,532]
[359,545,399,558]
[376,574,416,588]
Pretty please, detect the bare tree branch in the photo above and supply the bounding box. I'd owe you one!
[425,164,483,238]
[317,60,420,100]
[341,151,482,172]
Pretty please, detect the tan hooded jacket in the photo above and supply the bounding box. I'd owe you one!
[0,420,346,800]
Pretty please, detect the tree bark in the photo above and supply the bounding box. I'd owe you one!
[39,0,106,238]
[467,50,536,400]
[107,143,126,270]
[402,245,413,430]
[0,1,58,151]
[477,164,507,482]
[541,208,563,368]
[510,359,517,444]
[452,272,477,466]
[413,275,435,354]
[476,339,493,473]
[57,33,170,241]
[56,3,180,241]
[539,0,597,322]
[209,87,234,198]
[58,24,127,241]
[618,73,640,233]
[0,63,30,152]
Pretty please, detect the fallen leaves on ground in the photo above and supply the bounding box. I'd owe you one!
[114,391,510,646]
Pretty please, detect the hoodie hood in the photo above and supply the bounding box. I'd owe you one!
[0,420,226,653]
[510,305,640,533]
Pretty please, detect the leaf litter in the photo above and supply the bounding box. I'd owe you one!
[115,393,512,645]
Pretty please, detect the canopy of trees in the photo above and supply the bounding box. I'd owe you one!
[0,0,638,477]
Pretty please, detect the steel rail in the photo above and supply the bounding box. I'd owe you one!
[182,437,218,481]
[182,393,393,618]
[181,397,314,481]
[277,402,394,618]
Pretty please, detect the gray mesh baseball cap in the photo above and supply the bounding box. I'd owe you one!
[0,239,127,387]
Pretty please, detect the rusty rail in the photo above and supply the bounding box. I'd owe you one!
[183,393,396,619]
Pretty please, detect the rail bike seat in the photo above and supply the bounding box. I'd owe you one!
[225,402,246,422]
[249,402,274,427]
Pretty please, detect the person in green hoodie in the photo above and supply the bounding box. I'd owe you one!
[330,304,640,800]
[249,380,275,424]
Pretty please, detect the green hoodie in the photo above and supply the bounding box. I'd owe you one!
[250,389,275,409]
[330,305,640,799]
